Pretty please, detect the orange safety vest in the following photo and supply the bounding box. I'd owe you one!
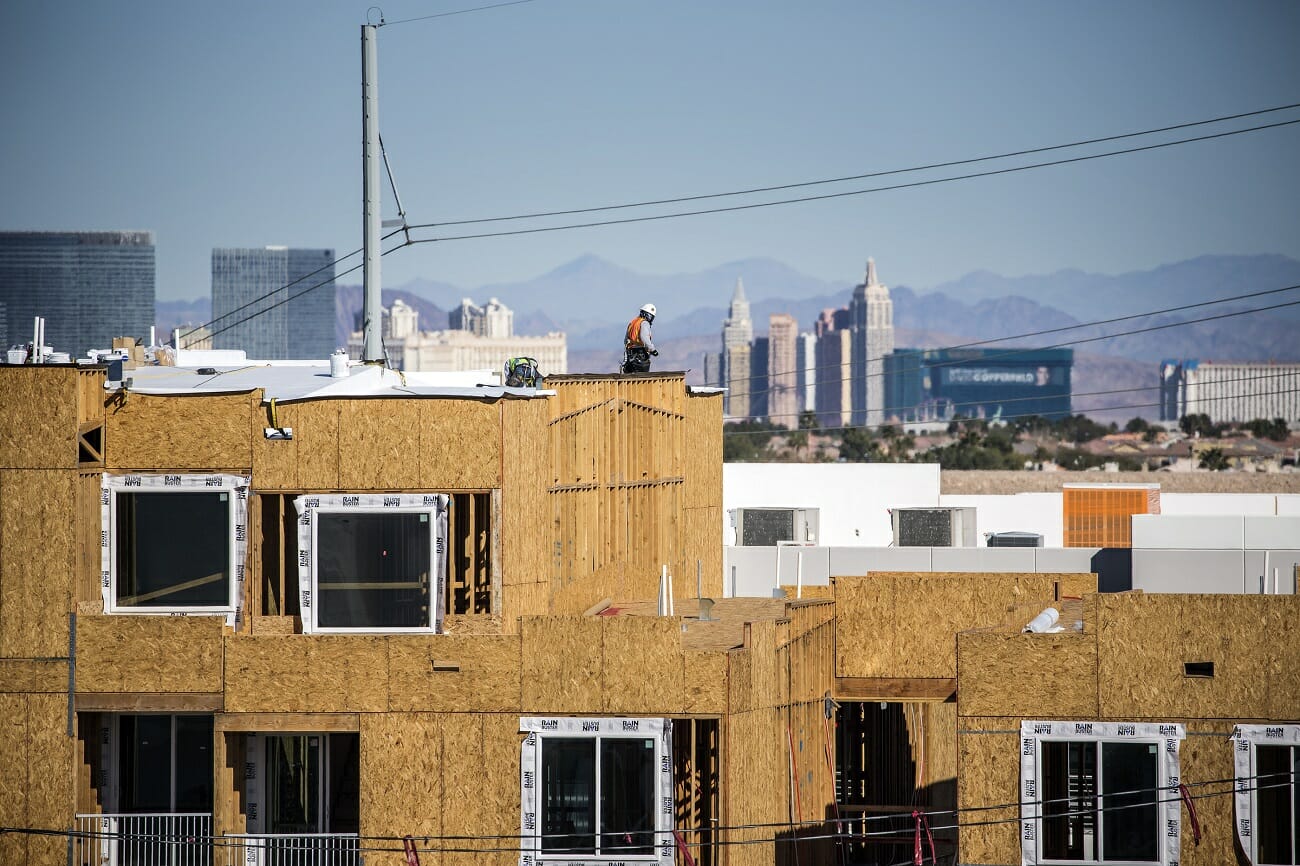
[625,315,647,349]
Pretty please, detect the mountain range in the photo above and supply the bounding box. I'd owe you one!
[153,253,1300,421]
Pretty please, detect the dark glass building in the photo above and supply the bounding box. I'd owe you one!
[0,231,155,358]
[884,347,1073,422]
[211,247,336,360]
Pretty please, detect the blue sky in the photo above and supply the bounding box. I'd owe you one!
[3,0,1298,301]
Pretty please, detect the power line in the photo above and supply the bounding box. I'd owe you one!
[749,368,1298,427]
[728,287,1300,405]
[721,385,1300,438]
[407,101,1300,229]
[202,240,412,343]
[402,117,1300,244]
[722,281,1300,393]
[376,0,540,27]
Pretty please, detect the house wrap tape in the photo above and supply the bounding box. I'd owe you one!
[519,716,674,866]
[101,473,251,629]
[1231,724,1300,866]
[1019,720,1185,866]
[293,493,449,634]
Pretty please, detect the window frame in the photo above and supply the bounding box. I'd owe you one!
[1232,724,1300,866]
[1020,720,1184,866]
[101,473,248,624]
[294,493,448,634]
[519,716,674,866]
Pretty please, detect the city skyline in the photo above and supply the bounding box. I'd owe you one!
[2,2,1298,303]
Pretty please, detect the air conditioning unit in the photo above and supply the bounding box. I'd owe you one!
[986,531,1044,548]
[891,507,977,547]
[730,507,819,547]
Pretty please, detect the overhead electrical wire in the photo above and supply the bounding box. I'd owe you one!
[407,101,1300,229]
[721,385,1300,438]
[402,117,1300,244]
[375,0,540,27]
[14,775,1287,852]
[748,368,1299,427]
[727,284,1300,404]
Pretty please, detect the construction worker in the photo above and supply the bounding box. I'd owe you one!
[621,303,658,374]
[503,356,543,388]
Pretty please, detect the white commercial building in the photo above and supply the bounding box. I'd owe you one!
[1159,359,1300,423]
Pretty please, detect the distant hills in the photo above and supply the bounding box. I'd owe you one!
[153,252,1300,421]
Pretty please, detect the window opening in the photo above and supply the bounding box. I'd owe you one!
[521,717,674,864]
[1232,725,1300,866]
[102,474,248,624]
[1021,721,1183,865]
[295,494,448,634]
[672,718,719,866]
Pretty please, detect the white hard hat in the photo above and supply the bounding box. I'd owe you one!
[640,303,657,318]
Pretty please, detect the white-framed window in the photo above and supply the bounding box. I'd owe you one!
[1020,721,1184,866]
[294,493,448,634]
[519,717,674,866]
[1232,724,1300,866]
[101,474,248,625]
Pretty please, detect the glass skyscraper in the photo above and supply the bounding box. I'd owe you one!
[0,231,155,358]
[211,247,336,360]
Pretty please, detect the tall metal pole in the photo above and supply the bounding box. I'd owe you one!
[361,24,383,362]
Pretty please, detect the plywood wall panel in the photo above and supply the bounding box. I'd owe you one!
[0,693,28,866]
[476,713,525,866]
[338,399,423,490]
[292,400,341,490]
[834,574,895,678]
[684,392,722,513]
[0,659,67,693]
[360,712,443,864]
[106,392,254,470]
[224,635,388,712]
[76,615,223,693]
[956,720,1020,866]
[419,400,501,489]
[601,616,684,715]
[958,631,1099,719]
[388,635,520,712]
[1097,593,1299,719]
[0,367,78,468]
[27,693,73,866]
[77,472,102,607]
[684,651,727,715]
[250,396,299,489]
[500,399,550,619]
[519,617,603,713]
[1,469,76,657]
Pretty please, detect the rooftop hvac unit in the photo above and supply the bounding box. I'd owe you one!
[730,507,819,547]
[891,507,977,548]
[986,531,1044,548]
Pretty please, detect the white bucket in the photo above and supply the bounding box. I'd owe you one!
[329,349,349,378]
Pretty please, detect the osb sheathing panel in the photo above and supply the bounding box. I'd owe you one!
[958,631,1099,719]
[441,714,521,866]
[0,367,78,468]
[520,617,604,713]
[337,399,423,489]
[723,707,786,866]
[924,700,959,794]
[387,635,521,712]
[834,573,1096,679]
[105,391,255,470]
[500,399,550,617]
[601,616,684,714]
[419,399,501,489]
[956,718,1020,866]
[360,712,443,864]
[684,392,722,513]
[684,650,727,714]
[76,615,224,693]
[0,659,68,693]
[787,699,835,827]
[0,693,29,866]
[27,693,72,866]
[1097,593,1300,719]
[249,396,304,489]
[1177,720,1240,866]
[1,469,76,657]
[685,505,723,597]
[224,635,388,713]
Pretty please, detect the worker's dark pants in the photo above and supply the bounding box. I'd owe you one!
[622,349,651,374]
